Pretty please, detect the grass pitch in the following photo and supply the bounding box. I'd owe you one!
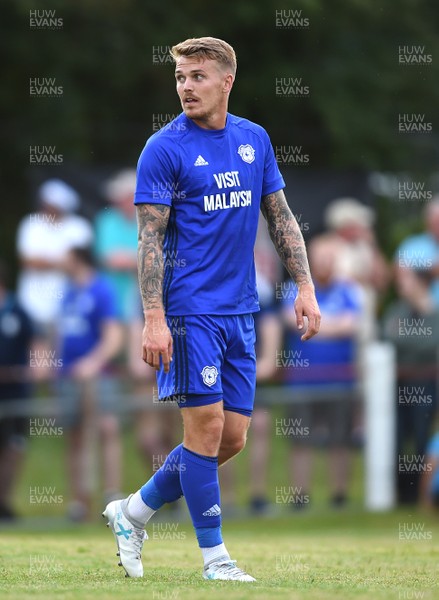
[1,510,438,600]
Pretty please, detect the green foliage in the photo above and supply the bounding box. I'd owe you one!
[1,0,439,271]
[4,0,439,168]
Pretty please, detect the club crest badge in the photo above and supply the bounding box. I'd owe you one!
[237,144,255,164]
[201,365,219,387]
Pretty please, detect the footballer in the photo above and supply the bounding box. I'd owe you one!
[103,36,321,582]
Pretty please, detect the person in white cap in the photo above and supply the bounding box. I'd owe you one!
[324,197,389,343]
[323,197,389,448]
[16,179,93,338]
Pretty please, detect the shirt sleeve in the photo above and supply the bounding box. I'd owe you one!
[261,129,285,197]
[66,216,94,247]
[16,218,42,258]
[134,137,178,206]
[395,234,435,268]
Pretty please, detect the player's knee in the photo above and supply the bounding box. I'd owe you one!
[201,413,225,442]
[222,432,247,458]
[236,433,247,454]
[185,413,224,454]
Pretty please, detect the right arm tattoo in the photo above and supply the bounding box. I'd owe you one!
[136,203,170,312]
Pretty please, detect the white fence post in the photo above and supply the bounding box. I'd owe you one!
[364,341,396,510]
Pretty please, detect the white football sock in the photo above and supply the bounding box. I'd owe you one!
[202,542,231,567]
[126,491,156,526]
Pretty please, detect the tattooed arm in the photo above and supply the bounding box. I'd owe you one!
[137,203,173,371]
[261,189,321,340]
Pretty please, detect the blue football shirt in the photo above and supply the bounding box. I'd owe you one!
[134,112,285,315]
[282,280,362,386]
[58,274,119,369]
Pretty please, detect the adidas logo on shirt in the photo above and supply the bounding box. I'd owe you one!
[194,155,209,166]
[202,503,221,517]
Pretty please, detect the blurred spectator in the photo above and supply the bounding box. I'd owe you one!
[382,266,439,503]
[0,261,34,520]
[324,197,388,343]
[396,197,439,306]
[16,179,93,336]
[95,169,138,322]
[248,221,283,514]
[217,220,283,515]
[94,166,184,492]
[324,197,389,446]
[283,237,362,508]
[419,430,439,510]
[56,247,124,521]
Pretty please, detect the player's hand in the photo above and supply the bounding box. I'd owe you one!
[142,310,173,372]
[294,283,321,341]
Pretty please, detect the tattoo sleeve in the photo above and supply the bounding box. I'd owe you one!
[136,203,170,312]
[260,190,312,286]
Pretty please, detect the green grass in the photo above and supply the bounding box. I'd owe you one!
[6,410,437,598]
[1,511,438,599]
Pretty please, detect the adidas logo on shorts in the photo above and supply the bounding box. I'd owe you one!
[202,503,221,517]
[194,155,209,166]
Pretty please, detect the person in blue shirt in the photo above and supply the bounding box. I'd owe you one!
[57,247,123,521]
[248,222,283,514]
[218,221,284,515]
[283,236,362,509]
[396,198,439,306]
[103,37,320,583]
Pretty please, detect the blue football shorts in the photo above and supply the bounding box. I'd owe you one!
[156,314,257,417]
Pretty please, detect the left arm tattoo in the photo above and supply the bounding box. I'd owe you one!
[260,189,312,286]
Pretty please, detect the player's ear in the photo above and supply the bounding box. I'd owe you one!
[223,73,234,93]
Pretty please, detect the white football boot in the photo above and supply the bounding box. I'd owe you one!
[203,559,256,582]
[102,497,147,578]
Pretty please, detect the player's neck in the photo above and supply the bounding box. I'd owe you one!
[191,109,228,131]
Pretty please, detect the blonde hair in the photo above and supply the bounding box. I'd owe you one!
[171,37,237,76]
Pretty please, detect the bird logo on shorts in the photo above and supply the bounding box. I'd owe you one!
[237,144,255,164]
[201,365,219,387]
